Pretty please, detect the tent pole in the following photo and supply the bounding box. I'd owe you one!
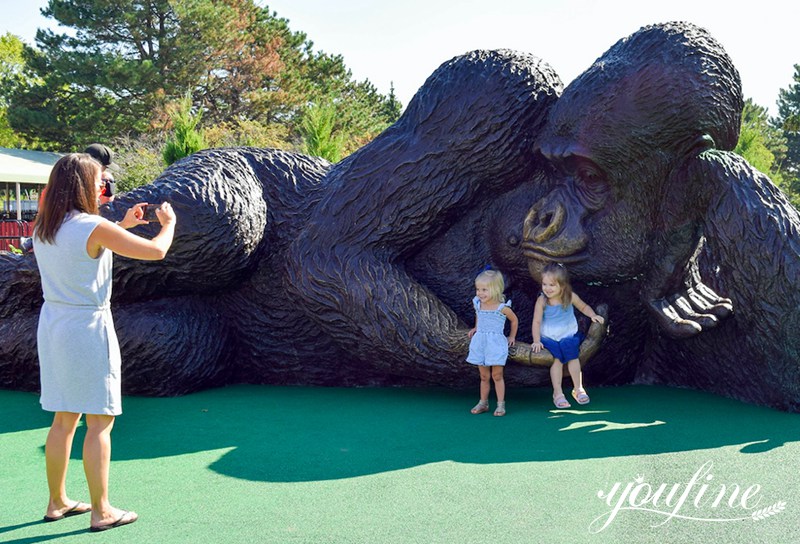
[15,181,21,221]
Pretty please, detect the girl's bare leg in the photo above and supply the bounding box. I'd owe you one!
[492,366,505,403]
[470,367,492,413]
[550,359,564,399]
[567,358,583,391]
[478,366,491,402]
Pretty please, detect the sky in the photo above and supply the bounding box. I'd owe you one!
[2,0,797,116]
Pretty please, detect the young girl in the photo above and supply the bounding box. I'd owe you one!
[531,263,604,409]
[466,269,518,416]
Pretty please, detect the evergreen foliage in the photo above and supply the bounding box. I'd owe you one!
[773,64,800,207]
[0,33,37,148]
[735,99,787,183]
[300,101,345,163]
[3,0,403,157]
[163,94,207,166]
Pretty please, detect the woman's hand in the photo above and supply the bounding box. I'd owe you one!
[155,202,176,226]
[117,203,148,230]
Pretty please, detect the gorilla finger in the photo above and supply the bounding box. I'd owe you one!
[586,303,609,341]
[669,294,719,329]
[509,342,555,367]
[686,286,733,319]
[650,298,703,339]
[694,282,734,308]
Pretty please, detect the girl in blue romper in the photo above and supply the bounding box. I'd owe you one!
[531,263,605,409]
[466,270,518,416]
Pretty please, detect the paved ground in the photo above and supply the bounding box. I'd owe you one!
[1,384,798,543]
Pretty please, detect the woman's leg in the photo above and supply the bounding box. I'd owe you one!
[84,414,137,528]
[45,412,83,517]
[83,414,114,521]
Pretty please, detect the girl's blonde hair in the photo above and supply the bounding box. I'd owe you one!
[475,269,506,303]
[542,262,572,309]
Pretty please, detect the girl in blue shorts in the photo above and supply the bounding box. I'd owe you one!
[531,263,605,408]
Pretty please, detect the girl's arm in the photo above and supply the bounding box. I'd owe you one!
[501,306,518,346]
[468,310,478,338]
[531,295,544,351]
[573,292,605,324]
[88,203,176,261]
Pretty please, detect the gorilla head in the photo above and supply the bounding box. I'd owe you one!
[522,22,743,285]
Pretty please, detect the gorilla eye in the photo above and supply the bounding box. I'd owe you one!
[576,164,604,184]
[573,162,608,209]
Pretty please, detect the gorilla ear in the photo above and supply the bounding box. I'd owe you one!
[686,134,716,157]
[670,142,723,214]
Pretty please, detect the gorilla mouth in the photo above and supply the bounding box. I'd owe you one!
[521,242,589,263]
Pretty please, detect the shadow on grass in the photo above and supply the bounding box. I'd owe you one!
[2,384,798,482]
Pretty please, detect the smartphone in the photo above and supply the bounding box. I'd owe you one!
[142,203,162,222]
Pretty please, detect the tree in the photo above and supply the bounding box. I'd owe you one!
[0,33,36,147]
[6,0,400,154]
[381,82,403,123]
[775,64,800,173]
[735,99,787,182]
[773,64,800,208]
[8,0,184,147]
[163,94,207,166]
[112,132,167,193]
[299,101,345,163]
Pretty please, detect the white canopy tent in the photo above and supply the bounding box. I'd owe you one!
[0,147,62,220]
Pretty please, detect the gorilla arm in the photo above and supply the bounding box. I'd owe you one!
[650,150,800,343]
[642,153,739,339]
[285,243,470,379]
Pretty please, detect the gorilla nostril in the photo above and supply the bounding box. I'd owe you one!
[533,203,565,244]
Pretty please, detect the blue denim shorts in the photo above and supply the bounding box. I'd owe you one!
[541,332,584,364]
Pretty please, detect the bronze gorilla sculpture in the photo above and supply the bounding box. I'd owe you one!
[1,22,798,412]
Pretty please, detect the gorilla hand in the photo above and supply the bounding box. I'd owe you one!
[649,282,733,339]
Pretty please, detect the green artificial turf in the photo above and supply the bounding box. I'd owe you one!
[1,384,798,543]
